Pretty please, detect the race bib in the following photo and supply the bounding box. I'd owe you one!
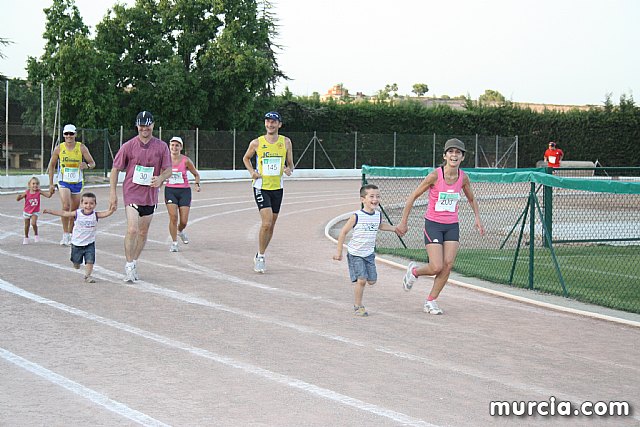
[261,157,282,176]
[132,165,154,186]
[168,171,184,185]
[549,156,556,163]
[62,167,80,183]
[435,191,461,212]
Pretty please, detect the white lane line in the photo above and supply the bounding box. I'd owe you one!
[2,247,625,404]
[0,279,434,427]
[0,346,170,426]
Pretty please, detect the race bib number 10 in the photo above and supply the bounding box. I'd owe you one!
[261,157,282,176]
[132,165,154,186]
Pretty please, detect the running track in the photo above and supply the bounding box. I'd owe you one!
[1,180,638,426]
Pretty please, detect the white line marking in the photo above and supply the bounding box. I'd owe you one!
[0,279,434,427]
[0,346,170,426]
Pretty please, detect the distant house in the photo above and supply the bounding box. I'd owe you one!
[319,85,598,111]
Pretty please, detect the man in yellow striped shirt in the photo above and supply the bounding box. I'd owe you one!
[242,111,294,273]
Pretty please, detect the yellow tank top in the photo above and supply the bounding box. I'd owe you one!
[255,135,287,190]
[58,142,84,183]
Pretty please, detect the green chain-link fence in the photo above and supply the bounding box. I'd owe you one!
[363,166,640,314]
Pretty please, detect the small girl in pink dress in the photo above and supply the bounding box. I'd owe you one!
[16,176,54,244]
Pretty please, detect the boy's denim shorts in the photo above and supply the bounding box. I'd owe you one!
[71,242,96,265]
[347,252,377,283]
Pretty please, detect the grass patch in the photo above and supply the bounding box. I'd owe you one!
[376,245,640,313]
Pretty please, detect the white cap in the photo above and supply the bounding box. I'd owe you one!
[170,136,183,145]
[63,124,76,134]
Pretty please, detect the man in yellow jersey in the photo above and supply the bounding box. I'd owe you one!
[47,124,97,246]
[242,111,294,273]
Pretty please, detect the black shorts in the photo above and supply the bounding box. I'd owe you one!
[253,188,284,213]
[424,219,459,245]
[128,204,157,217]
[165,186,192,207]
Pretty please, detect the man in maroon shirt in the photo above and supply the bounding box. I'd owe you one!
[109,111,172,282]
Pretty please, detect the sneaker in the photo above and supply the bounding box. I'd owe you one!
[34,235,40,243]
[253,254,266,273]
[123,264,135,282]
[60,235,66,246]
[402,262,418,291]
[424,300,444,315]
[178,231,189,244]
[353,305,369,317]
[84,275,96,283]
[132,263,139,281]
[23,237,29,245]
[170,242,179,252]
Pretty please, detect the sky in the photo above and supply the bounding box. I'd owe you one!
[1,0,639,106]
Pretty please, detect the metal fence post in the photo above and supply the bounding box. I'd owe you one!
[495,135,499,167]
[515,135,519,168]
[196,127,200,169]
[432,133,436,167]
[232,128,235,170]
[159,126,162,142]
[354,131,358,169]
[313,131,317,169]
[119,126,123,148]
[393,131,397,167]
[475,134,479,168]
[104,129,109,177]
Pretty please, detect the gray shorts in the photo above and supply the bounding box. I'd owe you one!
[347,253,377,283]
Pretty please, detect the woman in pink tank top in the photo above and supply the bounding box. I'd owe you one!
[164,136,201,252]
[396,139,485,315]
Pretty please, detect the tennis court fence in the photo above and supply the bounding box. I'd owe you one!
[362,165,640,314]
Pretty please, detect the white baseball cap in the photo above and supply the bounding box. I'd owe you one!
[63,124,76,134]
[170,136,183,145]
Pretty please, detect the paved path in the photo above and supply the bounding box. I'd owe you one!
[1,180,638,426]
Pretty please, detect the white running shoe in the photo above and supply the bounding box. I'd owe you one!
[178,231,189,244]
[23,237,29,245]
[254,254,266,273]
[60,235,67,246]
[424,300,444,315]
[170,242,179,252]
[123,264,136,282]
[34,235,40,243]
[402,262,418,291]
[63,233,72,246]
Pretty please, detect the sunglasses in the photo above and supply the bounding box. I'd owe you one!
[64,132,75,136]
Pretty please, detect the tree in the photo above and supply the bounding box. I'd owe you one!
[478,89,506,105]
[25,0,112,129]
[412,83,429,97]
[0,37,13,79]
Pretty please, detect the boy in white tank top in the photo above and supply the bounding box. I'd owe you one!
[44,192,116,283]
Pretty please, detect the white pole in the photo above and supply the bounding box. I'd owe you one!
[119,125,123,148]
[515,135,519,168]
[196,128,200,169]
[41,83,44,174]
[232,129,236,170]
[4,80,8,175]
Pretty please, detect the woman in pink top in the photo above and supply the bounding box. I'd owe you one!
[164,136,201,252]
[396,139,484,315]
[16,176,54,244]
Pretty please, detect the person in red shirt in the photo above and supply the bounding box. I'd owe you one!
[544,141,564,168]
